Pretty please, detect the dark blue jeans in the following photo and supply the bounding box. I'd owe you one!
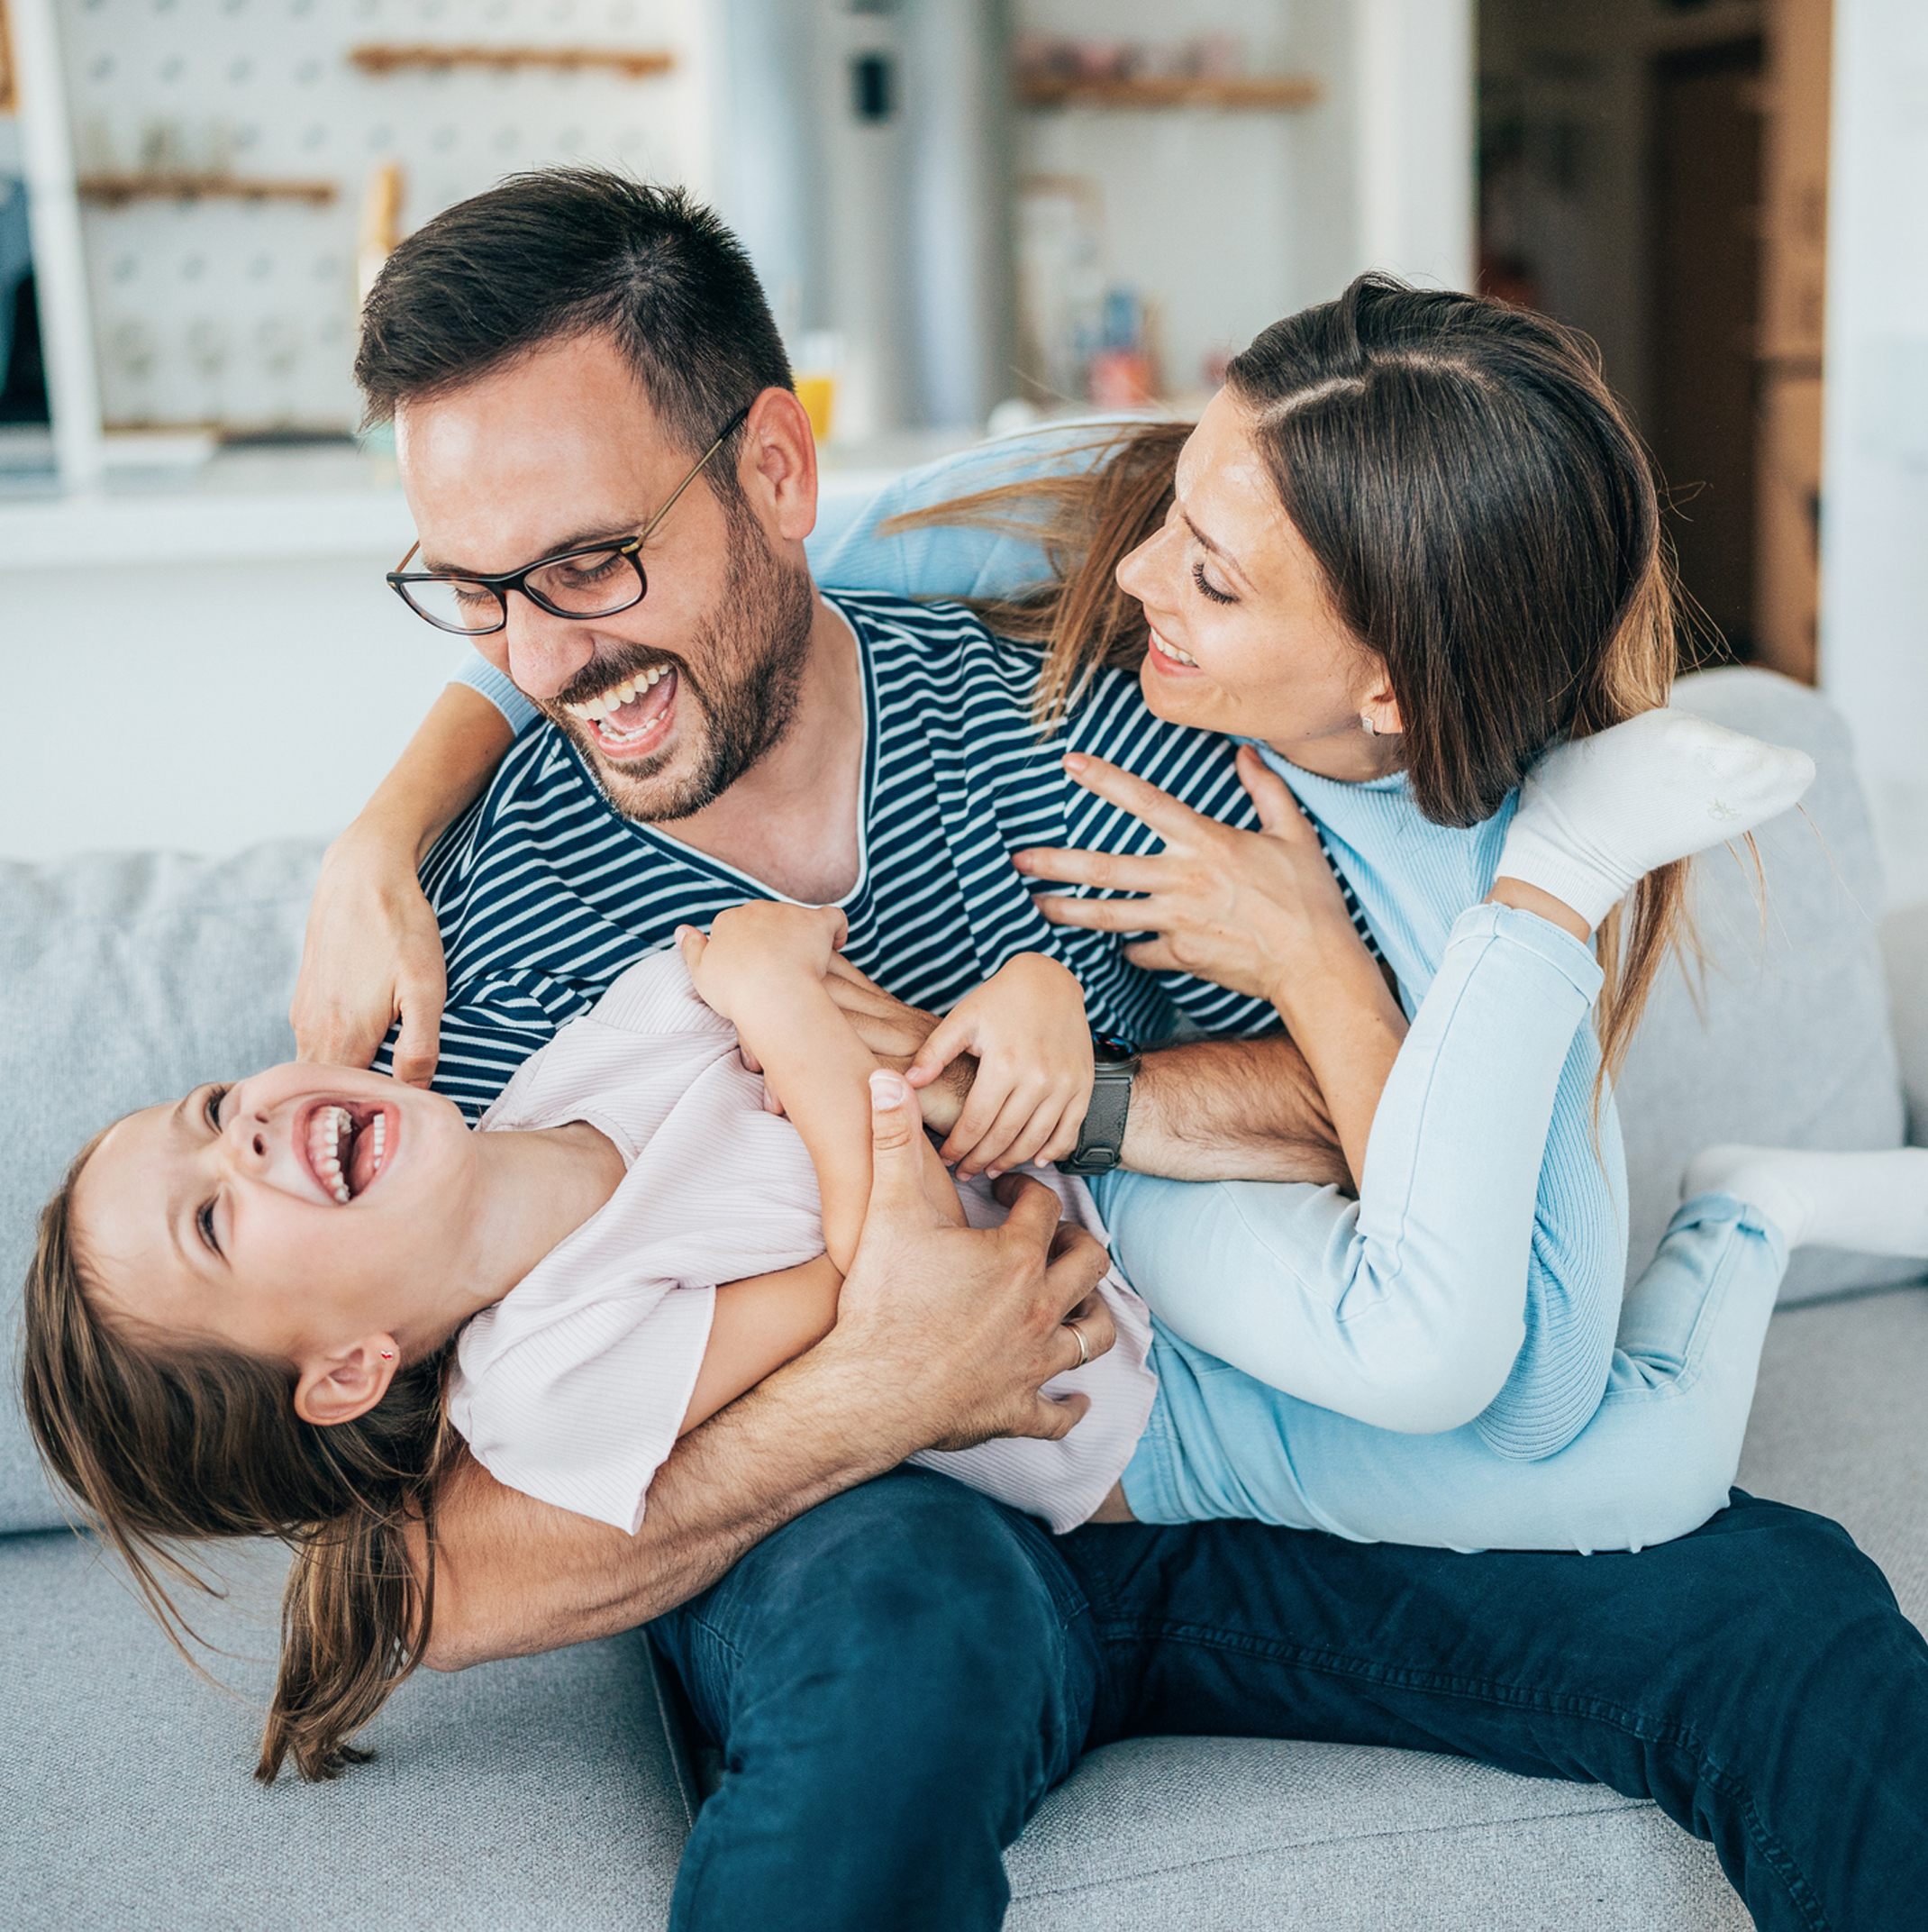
[650,1467,1928,1931]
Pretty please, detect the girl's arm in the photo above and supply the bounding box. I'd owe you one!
[291,683,514,1080]
[677,907,965,1271]
[678,1255,845,1433]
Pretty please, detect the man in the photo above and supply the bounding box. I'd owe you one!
[297,170,1928,1930]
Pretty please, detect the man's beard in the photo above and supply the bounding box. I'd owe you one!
[541,502,817,825]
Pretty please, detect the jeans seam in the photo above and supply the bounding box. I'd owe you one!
[1102,1622,1831,1932]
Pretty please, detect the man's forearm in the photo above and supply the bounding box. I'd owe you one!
[1119,1034,1351,1186]
[425,1346,910,1669]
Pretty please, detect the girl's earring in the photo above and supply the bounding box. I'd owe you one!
[1360,713,1378,736]
[379,1350,394,1361]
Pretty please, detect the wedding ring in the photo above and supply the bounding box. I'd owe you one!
[1064,1317,1089,1371]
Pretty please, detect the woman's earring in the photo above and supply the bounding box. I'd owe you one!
[1360,713,1378,736]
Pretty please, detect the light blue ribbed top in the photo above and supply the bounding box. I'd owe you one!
[1254,749,1629,1459]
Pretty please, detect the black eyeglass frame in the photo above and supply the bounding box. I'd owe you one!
[386,402,755,637]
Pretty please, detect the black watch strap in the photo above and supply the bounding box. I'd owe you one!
[1061,1043,1141,1175]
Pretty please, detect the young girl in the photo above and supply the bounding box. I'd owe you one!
[24,715,1927,1792]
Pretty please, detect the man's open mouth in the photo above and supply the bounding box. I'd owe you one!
[303,1101,395,1206]
[561,665,679,758]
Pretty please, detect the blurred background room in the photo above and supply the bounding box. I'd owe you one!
[0,0,1922,911]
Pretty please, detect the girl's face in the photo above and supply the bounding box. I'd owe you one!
[72,1063,477,1365]
[1116,387,1404,780]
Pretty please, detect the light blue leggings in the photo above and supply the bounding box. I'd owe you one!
[1093,904,1788,1553]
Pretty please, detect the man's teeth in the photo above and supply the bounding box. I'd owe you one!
[1152,635,1199,667]
[564,665,669,723]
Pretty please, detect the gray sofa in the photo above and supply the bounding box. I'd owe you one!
[3,667,1923,1930]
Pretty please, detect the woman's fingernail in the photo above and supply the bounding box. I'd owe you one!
[1063,752,1089,773]
[869,1071,909,1109]
[1012,852,1032,871]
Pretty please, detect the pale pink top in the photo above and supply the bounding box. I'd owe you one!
[445,949,1158,1536]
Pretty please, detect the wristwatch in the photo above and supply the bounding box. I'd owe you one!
[1061,1031,1141,1175]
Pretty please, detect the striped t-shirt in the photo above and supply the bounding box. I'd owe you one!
[394,591,1292,1119]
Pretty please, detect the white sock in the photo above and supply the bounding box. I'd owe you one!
[1682,1144,1928,1257]
[1497,710,1816,930]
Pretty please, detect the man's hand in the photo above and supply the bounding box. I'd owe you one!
[420,1064,1114,1671]
[837,1071,1114,1446]
[291,827,449,1083]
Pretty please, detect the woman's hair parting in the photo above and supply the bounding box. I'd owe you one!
[892,273,1694,1080]
[19,1137,460,1783]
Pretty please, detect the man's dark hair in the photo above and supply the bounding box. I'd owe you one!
[355,169,792,469]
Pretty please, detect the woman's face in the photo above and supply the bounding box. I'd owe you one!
[1116,387,1403,779]
[72,1063,478,1365]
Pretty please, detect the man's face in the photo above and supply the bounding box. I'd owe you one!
[394,333,816,822]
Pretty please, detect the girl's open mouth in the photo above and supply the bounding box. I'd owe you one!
[302,1101,396,1205]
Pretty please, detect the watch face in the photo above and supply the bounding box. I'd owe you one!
[1090,1031,1137,1065]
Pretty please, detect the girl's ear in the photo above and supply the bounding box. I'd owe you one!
[293,1337,402,1428]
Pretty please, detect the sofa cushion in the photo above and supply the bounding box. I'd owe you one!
[1616,669,1918,1304]
[0,842,325,1534]
[1005,1736,1746,1931]
[0,1529,691,1930]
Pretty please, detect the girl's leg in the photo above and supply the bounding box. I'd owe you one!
[1123,1192,1789,1553]
[1096,902,1607,1439]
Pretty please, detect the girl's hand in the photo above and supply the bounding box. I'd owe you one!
[677,902,849,1028]
[906,953,1093,1179]
[1013,747,1382,1030]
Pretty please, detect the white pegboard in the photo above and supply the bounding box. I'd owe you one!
[50,0,707,431]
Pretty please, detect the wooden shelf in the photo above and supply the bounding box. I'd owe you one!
[78,173,338,207]
[350,43,675,79]
[1015,73,1323,112]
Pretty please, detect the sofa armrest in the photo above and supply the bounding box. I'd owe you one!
[1881,903,1928,1145]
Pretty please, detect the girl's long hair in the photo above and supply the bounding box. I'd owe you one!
[20,1138,461,1783]
[888,274,1691,1082]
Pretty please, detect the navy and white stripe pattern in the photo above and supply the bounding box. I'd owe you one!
[393,592,1370,1118]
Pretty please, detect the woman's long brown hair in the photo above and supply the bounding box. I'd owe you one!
[20,1141,461,1783]
[886,275,1691,1084]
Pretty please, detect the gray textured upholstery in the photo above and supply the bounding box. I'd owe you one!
[1885,900,1928,1146]
[1618,669,1914,1304]
[1005,1738,1747,1931]
[0,1529,691,1929]
[0,841,324,1533]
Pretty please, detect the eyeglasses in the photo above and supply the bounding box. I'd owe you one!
[386,403,754,636]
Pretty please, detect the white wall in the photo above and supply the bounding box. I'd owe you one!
[1821,0,1928,909]
[0,551,453,862]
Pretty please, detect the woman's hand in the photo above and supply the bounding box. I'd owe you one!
[1013,746,1379,1023]
[291,828,450,1084]
[1017,746,1409,1187]
[906,953,1094,1179]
